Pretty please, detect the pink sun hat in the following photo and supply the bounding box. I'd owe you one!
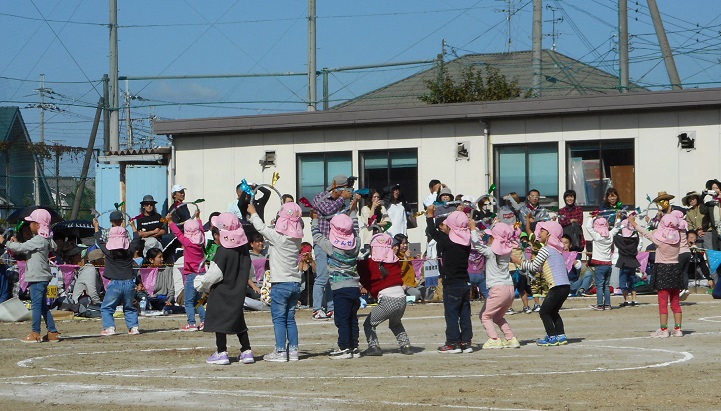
[329,214,356,250]
[183,219,205,246]
[24,208,52,238]
[535,220,565,253]
[275,202,304,239]
[593,217,610,237]
[369,233,398,263]
[654,213,680,245]
[670,209,688,231]
[483,222,518,256]
[445,211,471,246]
[106,226,130,250]
[211,212,248,248]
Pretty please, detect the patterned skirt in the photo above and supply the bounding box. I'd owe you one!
[651,262,684,290]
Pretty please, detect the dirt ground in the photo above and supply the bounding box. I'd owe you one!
[0,290,719,411]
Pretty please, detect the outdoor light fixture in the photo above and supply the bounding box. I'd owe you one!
[677,131,695,151]
[260,151,276,168]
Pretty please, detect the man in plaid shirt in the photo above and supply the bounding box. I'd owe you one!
[310,175,355,320]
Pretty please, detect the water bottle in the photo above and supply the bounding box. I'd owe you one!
[140,296,147,315]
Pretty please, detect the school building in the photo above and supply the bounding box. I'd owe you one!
[153,87,721,248]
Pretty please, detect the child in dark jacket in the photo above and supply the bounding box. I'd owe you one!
[425,205,472,353]
[357,233,412,356]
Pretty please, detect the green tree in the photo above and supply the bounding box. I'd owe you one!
[420,61,525,104]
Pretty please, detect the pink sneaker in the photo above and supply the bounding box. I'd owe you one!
[181,323,199,332]
[672,328,683,337]
[198,322,204,331]
[650,328,670,338]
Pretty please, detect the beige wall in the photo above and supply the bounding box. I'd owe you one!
[172,107,721,251]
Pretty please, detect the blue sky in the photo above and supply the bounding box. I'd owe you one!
[1,1,720,149]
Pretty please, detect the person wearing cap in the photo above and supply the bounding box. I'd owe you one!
[200,212,255,366]
[357,233,413,356]
[310,197,361,359]
[434,187,457,217]
[310,175,355,320]
[298,242,316,307]
[136,195,166,244]
[168,184,191,229]
[382,184,412,238]
[628,213,684,338]
[167,208,207,332]
[614,220,641,307]
[511,220,571,346]
[518,189,550,232]
[0,209,60,343]
[247,201,304,362]
[425,205,472,354]
[94,217,142,336]
[469,220,521,349]
[71,248,105,306]
[585,212,622,311]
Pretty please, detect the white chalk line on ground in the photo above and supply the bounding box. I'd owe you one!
[0,380,539,411]
[9,335,695,382]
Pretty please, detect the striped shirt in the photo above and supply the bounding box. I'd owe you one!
[520,246,570,288]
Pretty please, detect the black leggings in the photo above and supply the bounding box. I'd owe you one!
[678,252,691,288]
[216,332,251,353]
[539,285,570,336]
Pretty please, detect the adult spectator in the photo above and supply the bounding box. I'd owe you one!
[423,179,443,210]
[518,189,550,232]
[557,189,585,252]
[136,195,165,251]
[359,189,389,247]
[383,184,412,238]
[310,175,354,319]
[702,180,721,251]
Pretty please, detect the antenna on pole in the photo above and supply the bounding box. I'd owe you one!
[545,5,564,51]
[496,0,518,53]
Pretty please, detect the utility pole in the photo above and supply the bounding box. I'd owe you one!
[531,0,543,97]
[109,0,120,150]
[307,0,317,111]
[103,74,109,154]
[619,0,629,93]
[71,98,103,219]
[646,0,682,89]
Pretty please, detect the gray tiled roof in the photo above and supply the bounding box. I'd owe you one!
[333,50,643,111]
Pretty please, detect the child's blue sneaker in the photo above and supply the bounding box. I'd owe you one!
[556,334,568,345]
[536,335,559,346]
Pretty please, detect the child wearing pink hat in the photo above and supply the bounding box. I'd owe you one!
[628,213,683,337]
[310,203,361,360]
[425,206,472,353]
[586,214,622,310]
[357,233,412,356]
[1,209,60,343]
[511,221,571,346]
[248,202,304,362]
[202,212,255,365]
[470,221,520,349]
[93,218,142,336]
[168,209,207,332]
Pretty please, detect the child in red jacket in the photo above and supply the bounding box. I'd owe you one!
[357,233,412,356]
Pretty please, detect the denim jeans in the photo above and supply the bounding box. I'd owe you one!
[270,282,302,351]
[101,279,139,330]
[0,266,11,304]
[469,273,488,299]
[332,287,361,350]
[442,281,473,345]
[594,265,612,306]
[618,267,637,291]
[29,281,57,334]
[570,270,593,296]
[312,247,334,312]
[184,273,206,325]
